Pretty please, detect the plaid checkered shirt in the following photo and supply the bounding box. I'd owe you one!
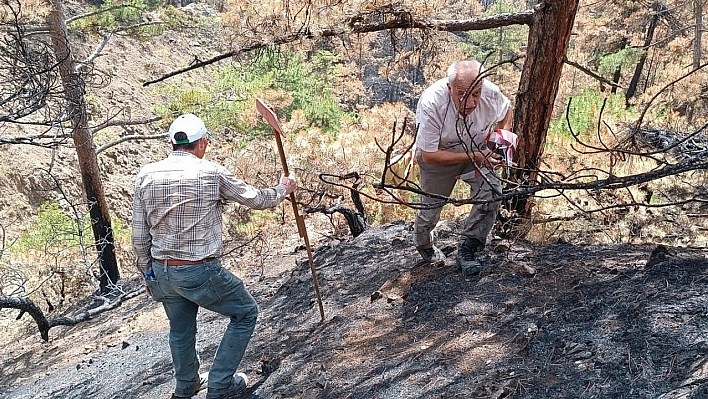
[132,151,286,270]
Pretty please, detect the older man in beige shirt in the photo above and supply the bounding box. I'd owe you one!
[414,60,513,276]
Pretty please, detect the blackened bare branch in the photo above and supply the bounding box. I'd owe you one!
[0,296,51,341]
[0,289,144,342]
[143,10,535,86]
[305,203,367,237]
[564,57,625,89]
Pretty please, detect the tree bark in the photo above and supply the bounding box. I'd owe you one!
[626,12,659,103]
[46,0,119,293]
[695,0,703,69]
[510,0,579,227]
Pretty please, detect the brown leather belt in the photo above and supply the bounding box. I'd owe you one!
[154,257,216,266]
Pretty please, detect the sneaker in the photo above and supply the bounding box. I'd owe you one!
[171,372,208,399]
[417,245,445,263]
[205,373,248,399]
[456,240,482,276]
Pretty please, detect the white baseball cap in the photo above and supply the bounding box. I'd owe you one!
[168,113,209,144]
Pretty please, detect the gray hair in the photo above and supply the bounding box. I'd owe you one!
[447,60,484,86]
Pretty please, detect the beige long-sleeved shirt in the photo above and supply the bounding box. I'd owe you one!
[131,151,286,270]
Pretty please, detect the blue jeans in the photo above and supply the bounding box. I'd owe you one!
[147,259,258,397]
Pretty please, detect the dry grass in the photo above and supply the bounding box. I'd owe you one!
[0,0,48,23]
[529,129,708,247]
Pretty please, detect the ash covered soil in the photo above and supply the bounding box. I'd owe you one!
[1,221,708,399]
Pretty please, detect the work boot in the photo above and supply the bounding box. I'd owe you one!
[205,373,248,399]
[171,372,208,399]
[417,245,445,263]
[456,239,482,276]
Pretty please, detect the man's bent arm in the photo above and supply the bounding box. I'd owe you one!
[219,167,287,209]
[498,108,513,130]
[131,188,152,271]
[420,149,502,167]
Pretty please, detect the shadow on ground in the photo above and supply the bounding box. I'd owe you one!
[1,221,707,399]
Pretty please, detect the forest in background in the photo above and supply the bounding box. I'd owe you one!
[0,0,707,330]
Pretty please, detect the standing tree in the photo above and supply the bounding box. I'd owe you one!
[508,0,580,225]
[625,5,661,103]
[3,0,164,293]
[45,0,118,293]
[695,0,703,69]
[0,0,167,339]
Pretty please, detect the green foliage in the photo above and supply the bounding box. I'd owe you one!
[648,192,661,205]
[226,208,280,238]
[154,49,348,139]
[549,89,636,138]
[13,202,88,256]
[156,88,212,115]
[248,50,347,134]
[67,0,164,37]
[152,77,255,141]
[111,216,131,241]
[11,202,128,260]
[597,48,645,78]
[459,1,528,63]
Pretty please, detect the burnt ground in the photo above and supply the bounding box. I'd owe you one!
[1,220,708,399]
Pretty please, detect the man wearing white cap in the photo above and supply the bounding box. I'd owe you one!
[414,60,514,276]
[132,113,296,399]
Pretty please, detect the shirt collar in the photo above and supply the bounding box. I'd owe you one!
[169,151,199,159]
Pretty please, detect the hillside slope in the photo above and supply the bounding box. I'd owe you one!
[1,221,707,398]
[2,2,708,399]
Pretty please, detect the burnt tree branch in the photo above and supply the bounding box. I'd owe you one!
[305,172,369,237]
[143,10,535,86]
[564,57,625,89]
[0,289,144,342]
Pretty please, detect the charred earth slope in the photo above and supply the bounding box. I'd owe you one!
[1,221,707,399]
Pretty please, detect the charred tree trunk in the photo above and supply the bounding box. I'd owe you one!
[626,12,659,103]
[610,66,622,94]
[509,0,579,231]
[46,0,119,293]
[695,0,703,69]
[307,172,369,237]
[306,204,368,238]
[610,38,628,95]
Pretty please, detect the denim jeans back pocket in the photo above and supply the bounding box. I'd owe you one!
[145,279,166,302]
[178,277,222,307]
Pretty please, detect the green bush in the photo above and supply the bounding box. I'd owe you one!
[13,202,89,256]
[460,0,528,63]
[12,201,129,257]
[247,50,347,134]
[549,88,636,139]
[111,216,131,242]
[597,48,645,78]
[152,75,256,141]
[154,49,348,139]
[67,0,165,37]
